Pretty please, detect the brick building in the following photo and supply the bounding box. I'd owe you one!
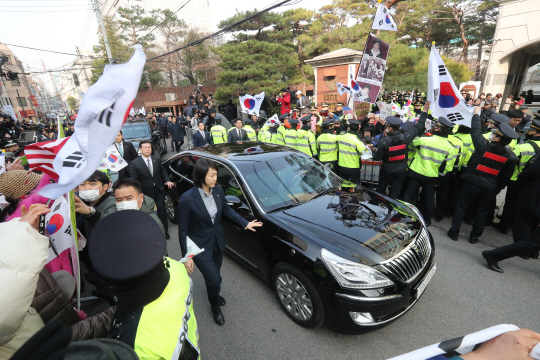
[134,85,217,116]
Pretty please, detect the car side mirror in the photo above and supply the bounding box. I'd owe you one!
[226,195,242,209]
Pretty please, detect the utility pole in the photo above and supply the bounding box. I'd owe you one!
[93,0,113,64]
[76,46,91,92]
[16,89,25,119]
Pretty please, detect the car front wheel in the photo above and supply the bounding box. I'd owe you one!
[272,263,325,328]
[164,193,177,224]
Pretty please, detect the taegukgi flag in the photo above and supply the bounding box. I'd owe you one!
[40,45,146,199]
[372,3,397,31]
[401,91,415,116]
[45,196,76,265]
[240,92,265,116]
[428,44,473,127]
[103,144,128,171]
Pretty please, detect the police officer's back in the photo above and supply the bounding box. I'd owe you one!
[296,114,317,158]
[338,116,366,187]
[89,211,199,359]
[448,109,518,244]
[317,118,339,170]
[210,118,227,144]
[373,116,425,198]
[284,118,299,150]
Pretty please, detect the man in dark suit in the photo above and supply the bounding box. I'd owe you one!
[129,140,175,239]
[193,121,213,148]
[228,119,248,143]
[113,131,138,180]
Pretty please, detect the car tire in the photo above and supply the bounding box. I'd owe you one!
[272,262,325,328]
[164,193,177,224]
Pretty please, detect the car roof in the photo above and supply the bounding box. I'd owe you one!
[170,143,302,164]
[124,119,148,124]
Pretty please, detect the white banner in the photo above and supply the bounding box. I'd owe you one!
[45,196,75,264]
[240,92,265,116]
[103,144,128,171]
[428,45,473,127]
[376,101,393,120]
[3,105,17,120]
[40,45,146,199]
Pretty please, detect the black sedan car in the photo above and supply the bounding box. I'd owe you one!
[163,143,436,330]
[121,119,167,156]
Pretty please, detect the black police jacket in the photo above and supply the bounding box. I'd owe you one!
[462,114,517,191]
[373,113,426,174]
[516,148,540,211]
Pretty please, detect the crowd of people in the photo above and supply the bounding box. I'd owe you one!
[1,83,540,359]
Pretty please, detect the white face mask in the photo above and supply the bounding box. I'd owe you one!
[79,186,105,202]
[489,133,495,141]
[116,194,141,211]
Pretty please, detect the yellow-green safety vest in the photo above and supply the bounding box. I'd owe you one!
[243,125,257,141]
[210,124,227,144]
[447,135,464,172]
[338,132,366,168]
[132,259,199,360]
[276,126,286,145]
[296,129,317,157]
[454,132,473,169]
[317,132,339,162]
[285,129,298,150]
[511,140,540,180]
[409,135,456,177]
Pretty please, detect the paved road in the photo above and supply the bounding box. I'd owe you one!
[161,139,540,360]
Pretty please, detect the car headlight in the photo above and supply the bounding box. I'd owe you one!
[321,249,394,289]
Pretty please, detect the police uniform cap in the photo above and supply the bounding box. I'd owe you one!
[385,116,403,126]
[401,121,416,132]
[310,106,317,111]
[243,117,253,123]
[321,118,334,126]
[436,117,454,129]
[414,102,422,106]
[348,119,362,125]
[278,114,289,120]
[336,102,344,106]
[493,122,519,140]
[519,105,528,110]
[299,114,311,123]
[88,210,166,281]
[321,102,328,107]
[4,140,17,147]
[288,118,300,125]
[490,113,510,125]
[530,118,540,131]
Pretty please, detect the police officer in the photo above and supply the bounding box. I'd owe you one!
[447,107,518,244]
[310,106,322,125]
[412,102,423,117]
[338,115,366,187]
[401,122,418,168]
[210,117,227,144]
[242,117,257,141]
[495,117,540,235]
[277,114,288,145]
[402,104,457,226]
[258,118,269,142]
[333,102,345,120]
[284,118,299,150]
[317,117,339,170]
[265,118,281,144]
[373,115,425,198]
[89,210,200,359]
[296,114,317,158]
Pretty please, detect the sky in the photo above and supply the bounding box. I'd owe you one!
[0,0,331,89]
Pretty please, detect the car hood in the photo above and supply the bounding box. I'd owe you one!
[270,188,422,264]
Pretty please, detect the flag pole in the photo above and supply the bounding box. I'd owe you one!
[349,0,382,111]
[58,115,81,311]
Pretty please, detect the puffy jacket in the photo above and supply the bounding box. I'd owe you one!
[462,114,518,191]
[81,192,117,240]
[140,195,165,235]
[280,92,291,115]
[0,219,48,358]
[31,268,115,341]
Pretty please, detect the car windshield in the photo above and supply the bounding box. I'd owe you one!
[238,154,342,212]
[122,122,151,139]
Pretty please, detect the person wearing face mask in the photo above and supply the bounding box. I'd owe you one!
[74,170,117,240]
[113,178,165,235]
[373,113,426,199]
[447,108,518,244]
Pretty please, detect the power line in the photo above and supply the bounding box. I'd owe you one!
[147,0,295,61]
[0,8,92,12]
[0,43,111,60]
[0,4,90,7]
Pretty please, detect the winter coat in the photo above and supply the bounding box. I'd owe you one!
[31,268,115,341]
[81,192,117,240]
[140,195,165,235]
[280,92,291,115]
[0,219,49,359]
[168,121,184,143]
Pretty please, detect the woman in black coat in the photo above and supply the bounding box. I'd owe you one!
[178,159,262,325]
[167,116,184,152]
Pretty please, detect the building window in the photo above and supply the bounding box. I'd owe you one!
[17,97,28,107]
[11,77,21,86]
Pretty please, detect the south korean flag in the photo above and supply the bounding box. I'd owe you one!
[240,91,265,116]
[102,144,128,172]
[337,82,352,96]
[428,44,473,128]
[388,324,527,360]
[372,3,397,32]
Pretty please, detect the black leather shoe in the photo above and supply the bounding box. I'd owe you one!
[469,236,479,244]
[447,230,458,241]
[165,233,170,240]
[219,296,226,306]
[211,305,225,325]
[482,251,503,273]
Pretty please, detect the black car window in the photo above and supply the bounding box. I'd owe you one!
[172,155,196,179]
[215,162,248,205]
[121,123,151,139]
[238,154,342,212]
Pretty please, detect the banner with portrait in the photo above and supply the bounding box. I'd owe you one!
[356,34,391,104]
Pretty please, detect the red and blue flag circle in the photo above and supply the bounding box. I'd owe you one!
[439,82,460,108]
[47,214,64,235]
[351,80,360,91]
[386,15,392,24]
[108,154,118,163]
[405,99,412,107]
[244,98,256,110]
